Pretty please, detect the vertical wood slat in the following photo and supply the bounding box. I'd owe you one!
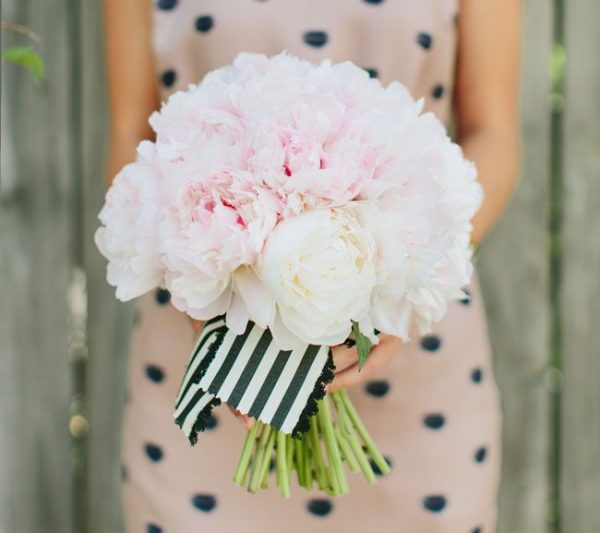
[0,1,75,532]
[476,1,553,532]
[560,1,600,531]
[80,2,132,533]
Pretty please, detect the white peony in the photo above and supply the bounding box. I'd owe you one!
[256,206,377,350]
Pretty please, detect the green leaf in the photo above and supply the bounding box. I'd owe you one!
[352,321,372,370]
[2,46,44,83]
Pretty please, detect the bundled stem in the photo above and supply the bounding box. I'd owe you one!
[233,390,390,497]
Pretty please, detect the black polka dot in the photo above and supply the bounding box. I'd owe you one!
[192,493,217,512]
[364,67,379,79]
[420,334,441,352]
[194,15,214,33]
[303,31,328,48]
[144,443,164,462]
[471,367,484,384]
[369,456,393,476]
[416,32,433,50]
[423,413,446,430]
[156,0,177,10]
[205,413,219,430]
[145,364,165,383]
[147,524,163,533]
[474,446,488,463]
[459,288,472,305]
[155,288,171,305]
[472,528,483,533]
[307,498,333,517]
[432,84,445,99]
[160,69,177,88]
[363,0,385,4]
[365,380,390,397]
[423,495,447,513]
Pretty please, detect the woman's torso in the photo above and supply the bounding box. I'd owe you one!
[152,0,459,124]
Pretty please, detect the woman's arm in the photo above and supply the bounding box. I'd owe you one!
[456,0,522,244]
[103,0,160,187]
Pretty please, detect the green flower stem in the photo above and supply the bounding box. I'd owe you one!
[317,396,349,496]
[293,437,305,488]
[335,425,360,473]
[249,423,272,492]
[332,392,376,484]
[286,434,295,477]
[255,428,276,493]
[339,389,391,476]
[233,420,260,487]
[309,415,328,491]
[276,430,291,498]
[302,435,313,489]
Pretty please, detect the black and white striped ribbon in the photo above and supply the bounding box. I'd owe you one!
[174,316,333,445]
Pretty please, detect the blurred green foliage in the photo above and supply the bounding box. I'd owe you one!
[2,45,44,83]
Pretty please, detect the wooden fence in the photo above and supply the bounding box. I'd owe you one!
[1,1,598,532]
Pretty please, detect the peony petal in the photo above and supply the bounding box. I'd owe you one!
[226,291,250,334]
[269,310,307,351]
[234,266,276,328]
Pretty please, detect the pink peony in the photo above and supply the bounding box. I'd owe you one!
[96,51,482,347]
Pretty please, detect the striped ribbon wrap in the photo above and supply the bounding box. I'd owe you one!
[174,316,334,445]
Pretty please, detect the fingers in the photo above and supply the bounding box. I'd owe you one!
[328,337,401,392]
[191,319,204,332]
[227,404,255,429]
[331,343,358,373]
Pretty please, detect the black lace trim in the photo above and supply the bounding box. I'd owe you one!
[290,348,335,438]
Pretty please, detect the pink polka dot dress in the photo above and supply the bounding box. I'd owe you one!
[120,1,502,532]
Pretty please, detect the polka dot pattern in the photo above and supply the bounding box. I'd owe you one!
[155,288,171,305]
[306,498,333,517]
[192,493,217,512]
[364,67,379,79]
[205,413,219,430]
[471,367,484,384]
[475,446,488,463]
[195,15,214,33]
[156,0,177,11]
[420,334,442,352]
[432,84,445,99]
[160,69,177,88]
[423,495,447,513]
[124,4,501,530]
[145,364,165,383]
[369,456,393,476]
[416,32,433,50]
[365,380,390,397]
[303,31,328,48]
[423,413,446,430]
[144,443,164,462]
[460,288,472,305]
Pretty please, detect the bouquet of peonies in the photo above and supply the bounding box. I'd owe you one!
[96,52,482,498]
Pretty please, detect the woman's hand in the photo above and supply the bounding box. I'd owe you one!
[190,319,203,333]
[328,334,402,392]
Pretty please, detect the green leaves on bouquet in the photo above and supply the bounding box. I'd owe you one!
[352,321,372,370]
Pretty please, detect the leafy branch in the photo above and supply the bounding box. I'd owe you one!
[1,21,44,83]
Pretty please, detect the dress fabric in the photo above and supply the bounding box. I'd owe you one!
[121,1,503,532]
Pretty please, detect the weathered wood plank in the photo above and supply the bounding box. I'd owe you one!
[80,2,131,532]
[560,0,600,530]
[476,2,552,532]
[0,1,75,532]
